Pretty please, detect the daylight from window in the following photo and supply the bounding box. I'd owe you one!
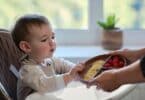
[104,0,145,29]
[0,0,88,29]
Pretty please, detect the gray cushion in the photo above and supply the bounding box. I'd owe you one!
[0,82,11,100]
[0,29,23,100]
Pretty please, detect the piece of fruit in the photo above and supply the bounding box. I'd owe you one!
[83,60,105,81]
[103,55,125,68]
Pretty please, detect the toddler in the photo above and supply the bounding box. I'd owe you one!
[11,14,84,100]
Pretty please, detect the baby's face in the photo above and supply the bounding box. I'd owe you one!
[27,24,56,63]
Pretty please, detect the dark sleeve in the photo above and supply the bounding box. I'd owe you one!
[140,55,145,77]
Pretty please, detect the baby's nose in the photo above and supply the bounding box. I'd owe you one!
[49,40,56,46]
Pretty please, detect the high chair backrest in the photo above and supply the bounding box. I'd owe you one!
[0,29,23,100]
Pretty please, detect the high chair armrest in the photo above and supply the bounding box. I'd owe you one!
[102,84,137,100]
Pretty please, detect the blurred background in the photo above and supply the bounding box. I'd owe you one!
[0,0,145,30]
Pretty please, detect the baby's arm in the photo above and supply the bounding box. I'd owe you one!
[20,64,67,93]
[51,58,84,84]
[51,57,75,74]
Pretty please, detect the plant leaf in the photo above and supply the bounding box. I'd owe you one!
[97,21,108,29]
[97,14,119,29]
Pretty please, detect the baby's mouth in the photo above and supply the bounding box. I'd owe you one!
[50,48,55,52]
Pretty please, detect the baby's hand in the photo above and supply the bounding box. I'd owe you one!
[63,63,85,85]
[69,63,85,80]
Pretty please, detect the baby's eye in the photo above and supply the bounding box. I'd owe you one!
[41,38,47,42]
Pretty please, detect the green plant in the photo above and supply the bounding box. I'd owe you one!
[97,14,118,30]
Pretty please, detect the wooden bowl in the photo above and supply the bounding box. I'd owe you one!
[79,54,130,82]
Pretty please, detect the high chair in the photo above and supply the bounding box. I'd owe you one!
[0,29,23,100]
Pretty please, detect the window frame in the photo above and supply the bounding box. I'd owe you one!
[55,0,145,46]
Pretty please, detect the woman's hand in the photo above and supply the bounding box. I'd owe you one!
[109,49,142,63]
[87,69,121,92]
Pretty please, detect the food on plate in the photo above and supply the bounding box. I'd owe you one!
[83,60,105,81]
[80,54,129,82]
[104,55,125,68]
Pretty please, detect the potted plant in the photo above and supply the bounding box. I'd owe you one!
[97,14,123,50]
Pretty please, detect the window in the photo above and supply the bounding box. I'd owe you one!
[0,0,88,29]
[0,0,93,45]
[104,0,145,29]
[0,0,145,46]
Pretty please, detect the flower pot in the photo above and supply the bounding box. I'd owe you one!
[101,28,123,50]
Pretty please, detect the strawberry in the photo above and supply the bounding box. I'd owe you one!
[103,55,125,69]
[112,56,119,64]
[104,63,111,67]
[118,61,124,67]
[113,62,119,67]
[108,59,113,64]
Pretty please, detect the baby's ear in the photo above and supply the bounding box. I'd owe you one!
[19,41,31,53]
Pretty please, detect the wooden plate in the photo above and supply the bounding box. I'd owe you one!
[79,54,130,82]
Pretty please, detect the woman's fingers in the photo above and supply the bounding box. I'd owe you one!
[109,48,129,55]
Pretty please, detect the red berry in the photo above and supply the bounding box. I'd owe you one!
[108,59,113,64]
[113,62,119,67]
[104,63,111,67]
[118,61,124,67]
[112,56,119,64]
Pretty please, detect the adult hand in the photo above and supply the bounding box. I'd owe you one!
[109,49,141,63]
[87,69,121,92]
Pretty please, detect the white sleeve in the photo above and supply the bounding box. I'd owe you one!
[51,57,75,74]
[19,65,65,93]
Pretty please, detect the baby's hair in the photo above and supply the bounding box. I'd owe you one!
[11,14,50,51]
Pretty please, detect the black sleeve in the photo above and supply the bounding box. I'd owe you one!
[140,55,145,77]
